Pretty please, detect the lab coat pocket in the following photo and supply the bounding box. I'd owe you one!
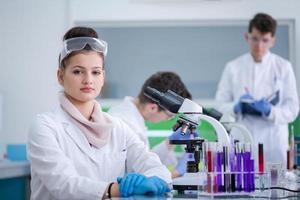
[101,150,127,180]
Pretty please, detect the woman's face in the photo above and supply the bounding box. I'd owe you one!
[57,51,105,104]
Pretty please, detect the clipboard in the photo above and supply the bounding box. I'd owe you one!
[240,90,279,116]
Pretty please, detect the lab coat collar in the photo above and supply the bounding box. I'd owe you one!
[55,106,99,163]
[261,51,271,64]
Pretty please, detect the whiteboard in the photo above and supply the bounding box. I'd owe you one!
[91,20,293,98]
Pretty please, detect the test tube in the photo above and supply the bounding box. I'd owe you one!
[208,149,213,172]
[236,143,242,192]
[250,159,255,191]
[230,148,236,192]
[213,150,219,193]
[243,143,251,192]
[258,143,264,175]
[216,147,222,192]
[222,146,231,192]
[202,142,207,172]
[207,142,216,193]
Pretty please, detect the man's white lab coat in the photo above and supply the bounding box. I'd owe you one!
[108,97,177,168]
[216,52,299,168]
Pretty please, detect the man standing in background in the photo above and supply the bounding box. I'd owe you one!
[215,13,299,168]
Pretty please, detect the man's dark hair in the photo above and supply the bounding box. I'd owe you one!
[248,13,277,36]
[138,71,192,110]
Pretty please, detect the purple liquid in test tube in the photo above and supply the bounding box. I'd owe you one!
[216,152,222,192]
[213,152,217,193]
[236,153,242,192]
[250,159,255,191]
[230,151,236,192]
[243,152,251,192]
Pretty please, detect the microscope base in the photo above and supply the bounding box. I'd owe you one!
[172,172,206,192]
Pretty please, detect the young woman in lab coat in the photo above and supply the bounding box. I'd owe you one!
[27,27,171,200]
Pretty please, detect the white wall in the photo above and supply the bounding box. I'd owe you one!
[1,0,300,143]
[0,0,69,143]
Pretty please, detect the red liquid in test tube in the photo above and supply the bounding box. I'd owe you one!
[207,150,213,193]
[258,143,264,175]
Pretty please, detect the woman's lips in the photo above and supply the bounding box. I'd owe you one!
[80,87,94,93]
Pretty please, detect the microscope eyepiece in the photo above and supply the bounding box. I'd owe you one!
[144,87,162,103]
[144,86,184,113]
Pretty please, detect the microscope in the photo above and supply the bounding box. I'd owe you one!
[204,108,254,148]
[144,87,230,192]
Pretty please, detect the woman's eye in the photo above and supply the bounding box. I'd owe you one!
[93,71,102,75]
[73,69,83,75]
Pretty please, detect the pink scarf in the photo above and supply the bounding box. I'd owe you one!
[59,93,113,148]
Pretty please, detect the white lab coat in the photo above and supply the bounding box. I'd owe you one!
[108,97,177,168]
[28,105,171,200]
[216,52,299,168]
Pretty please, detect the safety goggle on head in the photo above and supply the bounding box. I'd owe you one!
[59,36,108,65]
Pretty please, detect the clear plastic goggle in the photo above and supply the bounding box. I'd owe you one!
[59,37,108,64]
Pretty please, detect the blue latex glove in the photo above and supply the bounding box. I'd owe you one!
[251,98,271,116]
[133,176,170,195]
[117,173,146,197]
[175,153,193,176]
[169,128,199,141]
[234,93,255,114]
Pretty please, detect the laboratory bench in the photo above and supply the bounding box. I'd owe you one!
[109,171,300,200]
[0,159,30,179]
[0,159,30,200]
[111,191,300,199]
[0,159,300,199]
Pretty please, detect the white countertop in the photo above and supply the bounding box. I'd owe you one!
[0,159,30,179]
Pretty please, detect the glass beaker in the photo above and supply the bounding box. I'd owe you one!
[267,163,283,187]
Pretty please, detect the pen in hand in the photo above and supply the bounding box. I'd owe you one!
[244,87,249,94]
